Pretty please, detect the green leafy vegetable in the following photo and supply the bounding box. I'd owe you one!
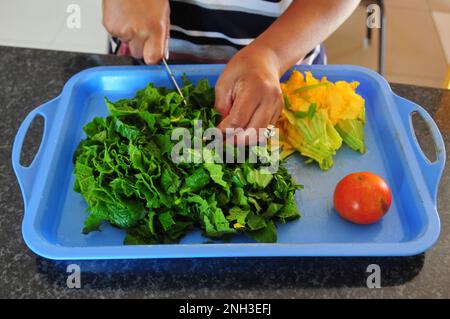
[73,78,301,244]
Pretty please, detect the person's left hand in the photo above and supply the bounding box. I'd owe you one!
[215,45,284,143]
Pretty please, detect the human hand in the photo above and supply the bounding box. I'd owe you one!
[215,45,283,143]
[102,0,170,64]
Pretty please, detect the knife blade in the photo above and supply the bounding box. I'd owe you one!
[161,58,188,106]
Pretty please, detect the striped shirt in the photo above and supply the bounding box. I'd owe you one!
[113,0,324,64]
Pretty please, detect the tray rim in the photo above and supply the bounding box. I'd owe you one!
[14,64,443,259]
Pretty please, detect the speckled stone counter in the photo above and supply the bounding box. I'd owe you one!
[1,45,449,298]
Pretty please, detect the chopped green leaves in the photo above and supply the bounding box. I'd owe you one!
[73,78,301,244]
[183,167,210,192]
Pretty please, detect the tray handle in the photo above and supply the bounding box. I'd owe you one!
[12,97,60,209]
[394,94,446,202]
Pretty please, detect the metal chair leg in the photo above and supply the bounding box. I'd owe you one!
[378,0,385,75]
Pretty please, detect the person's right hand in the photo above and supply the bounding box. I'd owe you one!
[102,0,170,64]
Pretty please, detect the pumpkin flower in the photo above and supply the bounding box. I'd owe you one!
[277,71,366,169]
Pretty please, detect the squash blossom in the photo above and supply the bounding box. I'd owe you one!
[277,71,366,170]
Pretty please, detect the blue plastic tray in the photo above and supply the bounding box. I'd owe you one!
[12,65,445,259]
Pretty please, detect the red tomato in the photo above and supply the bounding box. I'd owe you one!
[333,172,392,225]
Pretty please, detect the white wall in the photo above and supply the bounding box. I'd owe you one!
[0,0,108,53]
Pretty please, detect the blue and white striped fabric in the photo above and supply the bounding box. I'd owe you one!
[168,0,323,63]
[111,0,324,64]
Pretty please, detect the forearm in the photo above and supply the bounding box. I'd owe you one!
[245,0,360,76]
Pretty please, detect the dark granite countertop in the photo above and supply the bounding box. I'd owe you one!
[0,45,449,298]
